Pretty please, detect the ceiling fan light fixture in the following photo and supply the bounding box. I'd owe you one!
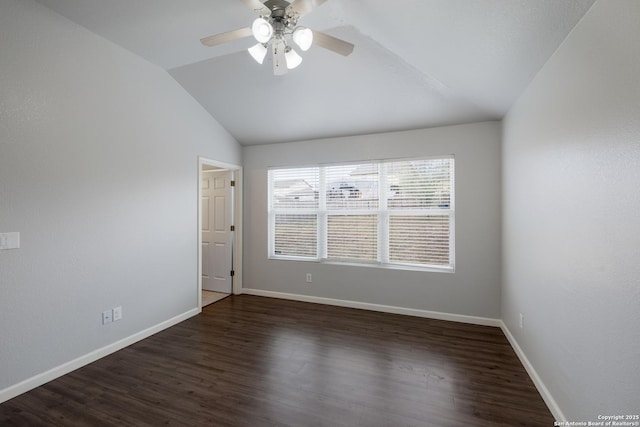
[248,43,268,64]
[285,47,303,70]
[292,27,313,51]
[252,17,273,43]
[200,0,355,76]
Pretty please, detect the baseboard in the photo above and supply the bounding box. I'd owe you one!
[0,307,201,404]
[499,321,565,422]
[241,288,501,327]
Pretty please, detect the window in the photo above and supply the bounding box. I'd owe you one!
[268,156,454,271]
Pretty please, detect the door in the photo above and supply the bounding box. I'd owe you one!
[201,169,233,293]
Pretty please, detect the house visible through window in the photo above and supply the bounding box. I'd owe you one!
[268,156,455,271]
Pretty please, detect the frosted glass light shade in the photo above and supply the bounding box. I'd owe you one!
[285,48,303,69]
[248,43,268,64]
[292,27,313,51]
[252,18,273,43]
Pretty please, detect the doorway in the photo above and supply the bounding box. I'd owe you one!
[198,158,242,308]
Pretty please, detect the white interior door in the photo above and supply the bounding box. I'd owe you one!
[201,170,233,293]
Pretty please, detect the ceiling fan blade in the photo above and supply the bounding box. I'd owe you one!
[312,30,354,56]
[286,0,327,17]
[240,0,271,16]
[200,27,253,47]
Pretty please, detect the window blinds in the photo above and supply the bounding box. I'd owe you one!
[269,157,454,270]
[270,167,319,258]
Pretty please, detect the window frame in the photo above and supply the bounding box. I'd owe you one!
[268,156,455,273]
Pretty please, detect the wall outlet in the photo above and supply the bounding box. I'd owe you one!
[102,310,113,325]
[306,273,312,283]
[113,306,122,321]
[519,313,524,329]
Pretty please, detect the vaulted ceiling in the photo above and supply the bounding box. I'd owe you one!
[35,0,595,145]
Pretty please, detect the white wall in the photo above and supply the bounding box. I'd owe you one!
[0,0,241,395]
[243,122,502,319]
[502,0,640,420]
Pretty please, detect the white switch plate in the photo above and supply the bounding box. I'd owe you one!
[113,306,122,321]
[306,273,312,283]
[0,232,20,250]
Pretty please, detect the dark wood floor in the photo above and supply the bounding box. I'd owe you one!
[0,295,554,426]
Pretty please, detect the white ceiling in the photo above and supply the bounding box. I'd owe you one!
[35,0,595,145]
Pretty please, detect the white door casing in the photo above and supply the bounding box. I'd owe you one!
[201,170,233,293]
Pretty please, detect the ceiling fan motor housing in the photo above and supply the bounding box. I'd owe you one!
[264,0,299,32]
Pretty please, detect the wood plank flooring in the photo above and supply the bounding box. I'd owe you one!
[202,290,229,307]
[0,295,555,426]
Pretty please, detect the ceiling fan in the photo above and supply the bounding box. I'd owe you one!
[200,0,354,75]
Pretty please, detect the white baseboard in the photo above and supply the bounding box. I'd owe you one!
[0,307,201,404]
[499,321,565,422]
[241,288,501,327]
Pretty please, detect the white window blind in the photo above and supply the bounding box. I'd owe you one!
[269,167,319,258]
[386,158,453,267]
[268,156,454,271]
[325,163,378,262]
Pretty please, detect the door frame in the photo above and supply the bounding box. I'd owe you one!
[197,157,243,309]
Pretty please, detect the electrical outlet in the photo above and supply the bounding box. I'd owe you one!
[102,310,113,325]
[306,273,312,283]
[519,313,524,329]
[113,306,122,321]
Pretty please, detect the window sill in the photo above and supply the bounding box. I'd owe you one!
[268,256,455,274]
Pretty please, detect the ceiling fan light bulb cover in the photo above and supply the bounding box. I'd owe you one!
[248,43,268,64]
[293,27,313,51]
[285,48,303,69]
[252,18,273,43]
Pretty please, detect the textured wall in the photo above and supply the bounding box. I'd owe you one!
[502,0,640,420]
[0,0,240,392]
[243,122,502,319]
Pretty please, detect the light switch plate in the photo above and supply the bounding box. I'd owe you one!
[0,232,20,250]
